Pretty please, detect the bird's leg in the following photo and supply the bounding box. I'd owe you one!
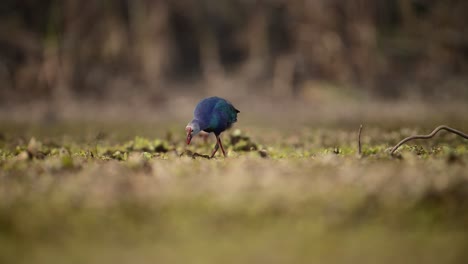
[210,142,219,158]
[217,136,227,157]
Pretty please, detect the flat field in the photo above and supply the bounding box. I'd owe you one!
[1,120,467,264]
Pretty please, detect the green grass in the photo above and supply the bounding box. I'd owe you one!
[1,122,468,264]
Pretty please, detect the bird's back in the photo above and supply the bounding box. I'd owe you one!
[194,97,239,135]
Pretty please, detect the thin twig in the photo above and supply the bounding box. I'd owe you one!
[390,125,468,156]
[358,124,363,155]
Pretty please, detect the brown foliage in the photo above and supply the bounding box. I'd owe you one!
[0,0,468,103]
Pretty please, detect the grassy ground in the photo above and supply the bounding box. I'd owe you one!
[1,120,468,264]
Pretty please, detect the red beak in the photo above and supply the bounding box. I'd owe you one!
[186,127,193,145]
[186,133,192,145]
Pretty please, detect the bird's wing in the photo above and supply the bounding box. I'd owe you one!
[214,100,239,125]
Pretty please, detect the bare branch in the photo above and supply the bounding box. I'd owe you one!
[390,125,468,156]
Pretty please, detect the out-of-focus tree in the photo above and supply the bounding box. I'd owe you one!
[0,0,467,104]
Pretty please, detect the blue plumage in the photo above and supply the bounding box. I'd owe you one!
[186,96,240,158]
[194,97,239,135]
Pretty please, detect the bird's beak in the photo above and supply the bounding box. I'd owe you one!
[186,132,192,145]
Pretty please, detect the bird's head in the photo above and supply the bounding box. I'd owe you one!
[185,122,200,145]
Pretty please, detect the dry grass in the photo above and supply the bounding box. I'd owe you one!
[1,121,468,264]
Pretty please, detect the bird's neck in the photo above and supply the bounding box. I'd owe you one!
[189,119,203,134]
[191,118,203,128]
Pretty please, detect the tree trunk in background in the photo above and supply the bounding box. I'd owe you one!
[199,26,225,94]
[343,0,378,90]
[243,2,269,84]
[56,0,79,102]
[398,0,415,28]
[129,0,170,91]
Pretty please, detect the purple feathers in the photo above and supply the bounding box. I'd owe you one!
[186,97,240,158]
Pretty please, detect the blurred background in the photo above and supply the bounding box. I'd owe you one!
[0,0,467,121]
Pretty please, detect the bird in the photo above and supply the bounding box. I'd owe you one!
[186,96,240,158]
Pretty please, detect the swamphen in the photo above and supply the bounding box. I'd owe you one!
[186,97,240,158]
